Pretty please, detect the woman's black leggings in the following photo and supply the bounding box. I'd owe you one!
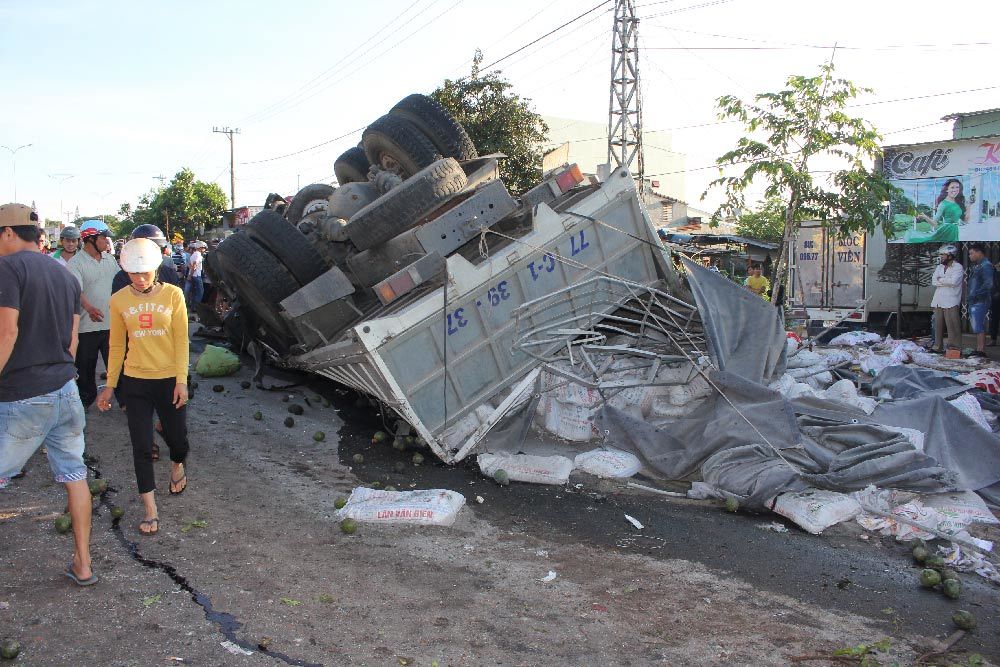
[120,376,189,494]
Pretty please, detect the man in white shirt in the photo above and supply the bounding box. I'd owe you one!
[184,241,206,306]
[67,220,120,408]
[930,244,964,353]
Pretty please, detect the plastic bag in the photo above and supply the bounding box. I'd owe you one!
[771,488,861,535]
[573,448,642,478]
[478,453,574,485]
[948,393,992,431]
[194,344,241,377]
[336,487,466,526]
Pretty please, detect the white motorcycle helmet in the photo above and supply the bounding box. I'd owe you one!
[938,244,958,257]
[120,238,163,273]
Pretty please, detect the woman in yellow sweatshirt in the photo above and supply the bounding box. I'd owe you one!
[96,238,189,536]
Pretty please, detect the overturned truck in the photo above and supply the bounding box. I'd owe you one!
[208,93,707,462]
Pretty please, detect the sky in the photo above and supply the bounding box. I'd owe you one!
[1,0,999,223]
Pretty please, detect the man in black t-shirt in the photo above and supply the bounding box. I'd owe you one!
[0,203,97,587]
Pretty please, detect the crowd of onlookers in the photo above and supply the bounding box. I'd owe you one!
[2,205,199,587]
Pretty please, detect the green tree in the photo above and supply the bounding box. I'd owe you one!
[126,168,228,241]
[432,50,549,194]
[704,62,898,302]
[735,196,786,243]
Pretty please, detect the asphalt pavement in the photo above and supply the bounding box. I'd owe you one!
[321,381,1000,661]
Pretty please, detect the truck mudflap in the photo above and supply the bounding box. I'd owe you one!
[292,169,677,462]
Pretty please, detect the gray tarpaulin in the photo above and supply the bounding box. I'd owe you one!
[594,372,800,481]
[681,257,786,384]
[871,365,966,400]
[597,372,958,509]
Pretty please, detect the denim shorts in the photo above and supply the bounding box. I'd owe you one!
[969,302,989,334]
[0,379,87,489]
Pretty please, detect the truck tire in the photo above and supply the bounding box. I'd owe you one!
[390,94,478,161]
[346,158,468,251]
[334,146,370,185]
[362,114,441,179]
[214,232,298,350]
[285,183,335,225]
[244,209,330,286]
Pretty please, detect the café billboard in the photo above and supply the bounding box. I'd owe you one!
[884,136,1000,243]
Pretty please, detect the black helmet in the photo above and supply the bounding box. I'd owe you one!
[130,224,168,248]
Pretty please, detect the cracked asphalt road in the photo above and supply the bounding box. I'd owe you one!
[1,344,996,666]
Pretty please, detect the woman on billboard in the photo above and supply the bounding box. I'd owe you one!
[907,178,966,242]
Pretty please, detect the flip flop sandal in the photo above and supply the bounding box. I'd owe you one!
[64,564,99,586]
[169,474,187,495]
[138,518,159,535]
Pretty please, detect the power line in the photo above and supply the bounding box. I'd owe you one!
[239,0,433,125]
[476,0,613,74]
[643,25,995,51]
[240,126,365,165]
[643,0,736,19]
[248,0,463,126]
[638,43,994,51]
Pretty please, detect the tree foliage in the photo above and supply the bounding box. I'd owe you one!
[432,50,549,195]
[735,196,787,243]
[704,62,899,301]
[118,168,228,241]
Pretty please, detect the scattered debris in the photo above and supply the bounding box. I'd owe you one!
[540,571,557,583]
[53,513,71,534]
[240,380,251,389]
[288,404,304,416]
[0,639,20,660]
[478,453,573,486]
[757,522,789,534]
[624,514,644,530]
[771,489,861,536]
[195,345,241,377]
[212,384,224,393]
[142,593,161,607]
[279,598,301,607]
[336,487,465,527]
[180,519,208,533]
[220,641,253,657]
[284,417,295,428]
[952,610,977,631]
[253,411,263,421]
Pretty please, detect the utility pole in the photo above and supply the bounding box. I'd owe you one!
[213,127,240,208]
[607,0,644,194]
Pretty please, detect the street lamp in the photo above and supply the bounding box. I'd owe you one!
[1,143,33,201]
[49,173,75,222]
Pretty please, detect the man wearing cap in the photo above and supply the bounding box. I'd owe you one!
[52,226,81,267]
[930,244,964,353]
[67,221,121,409]
[0,203,97,586]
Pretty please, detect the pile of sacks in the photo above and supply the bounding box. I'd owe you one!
[477,447,643,485]
[533,361,713,442]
